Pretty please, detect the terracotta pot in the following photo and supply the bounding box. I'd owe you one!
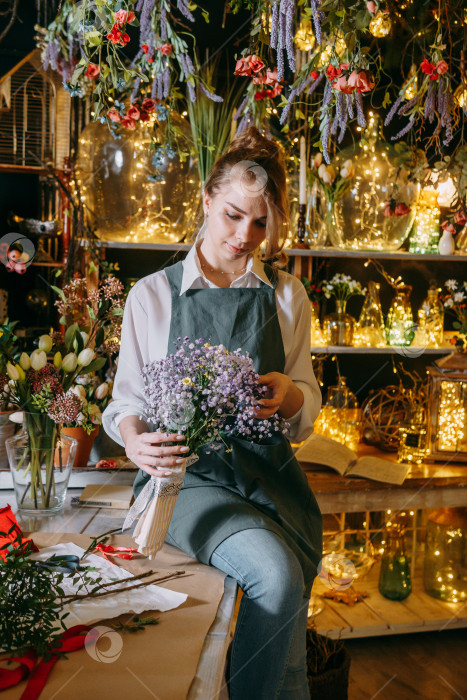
[0,410,17,468]
[61,426,100,468]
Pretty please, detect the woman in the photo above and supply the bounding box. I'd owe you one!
[103,126,322,700]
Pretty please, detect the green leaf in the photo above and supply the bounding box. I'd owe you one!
[64,323,80,351]
[83,357,107,374]
[295,108,306,120]
[51,285,66,302]
[382,92,391,109]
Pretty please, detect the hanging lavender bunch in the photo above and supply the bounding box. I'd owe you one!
[177,0,195,23]
[130,77,141,102]
[320,80,333,164]
[306,72,324,96]
[391,118,415,141]
[160,2,167,41]
[237,108,253,135]
[345,94,354,120]
[234,94,249,121]
[309,0,322,45]
[384,94,403,126]
[140,0,156,39]
[424,83,436,123]
[354,93,366,128]
[199,84,223,102]
[272,0,296,82]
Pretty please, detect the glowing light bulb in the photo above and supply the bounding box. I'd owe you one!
[294,19,315,51]
[369,11,392,37]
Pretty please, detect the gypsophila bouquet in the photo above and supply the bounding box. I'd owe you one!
[142,337,287,455]
[321,274,366,306]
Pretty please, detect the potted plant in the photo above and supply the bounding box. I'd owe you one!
[0,321,20,467]
[307,627,351,700]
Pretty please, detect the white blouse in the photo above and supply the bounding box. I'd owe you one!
[102,243,322,445]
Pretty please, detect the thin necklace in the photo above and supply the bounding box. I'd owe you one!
[200,259,249,276]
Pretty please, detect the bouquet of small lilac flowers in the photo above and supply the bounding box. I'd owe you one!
[142,337,287,454]
[124,338,288,559]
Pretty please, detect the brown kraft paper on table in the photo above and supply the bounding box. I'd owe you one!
[2,532,227,700]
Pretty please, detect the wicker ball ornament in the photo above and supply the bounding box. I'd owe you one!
[361,385,412,452]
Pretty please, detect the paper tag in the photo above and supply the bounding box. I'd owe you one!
[186,454,199,467]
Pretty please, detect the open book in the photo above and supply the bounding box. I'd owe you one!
[295,433,410,485]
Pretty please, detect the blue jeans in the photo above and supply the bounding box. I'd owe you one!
[210,528,311,700]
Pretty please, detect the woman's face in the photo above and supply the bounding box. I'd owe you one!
[203,182,268,262]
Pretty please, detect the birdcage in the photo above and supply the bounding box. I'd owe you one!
[0,49,71,172]
[426,353,467,463]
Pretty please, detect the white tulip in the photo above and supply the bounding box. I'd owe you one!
[311,153,323,168]
[77,348,95,367]
[9,411,24,424]
[94,382,109,400]
[6,362,19,381]
[30,350,47,371]
[38,335,53,352]
[62,352,78,373]
[19,352,31,370]
[80,331,89,345]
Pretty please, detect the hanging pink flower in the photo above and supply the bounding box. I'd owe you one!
[234,57,252,76]
[441,220,456,234]
[107,107,121,123]
[142,44,149,53]
[142,97,157,112]
[249,55,265,73]
[347,70,375,93]
[366,1,377,13]
[421,58,436,76]
[85,63,100,79]
[454,210,467,226]
[326,64,342,80]
[332,74,353,94]
[127,105,141,120]
[121,116,137,130]
[394,203,411,217]
[435,60,448,75]
[264,67,278,85]
[157,43,172,55]
[266,82,283,98]
[114,10,136,27]
[310,70,320,80]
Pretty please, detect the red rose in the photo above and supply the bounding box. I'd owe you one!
[157,43,172,55]
[327,64,341,80]
[85,63,100,79]
[310,70,319,80]
[436,60,448,75]
[249,54,265,73]
[421,58,436,75]
[394,203,411,216]
[266,82,283,98]
[127,105,141,120]
[107,107,121,123]
[234,57,252,76]
[107,25,130,46]
[121,116,137,130]
[114,10,136,26]
[142,44,149,54]
[255,89,267,100]
[139,110,150,122]
[454,210,467,226]
[142,97,157,113]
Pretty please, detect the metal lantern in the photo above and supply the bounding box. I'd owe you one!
[426,353,467,462]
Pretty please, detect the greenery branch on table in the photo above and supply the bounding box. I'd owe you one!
[0,525,186,656]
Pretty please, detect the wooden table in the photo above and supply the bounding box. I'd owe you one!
[0,491,237,700]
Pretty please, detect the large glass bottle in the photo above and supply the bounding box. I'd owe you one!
[323,299,355,346]
[355,281,385,347]
[423,508,467,603]
[417,286,444,348]
[378,522,412,600]
[318,377,361,451]
[385,285,415,346]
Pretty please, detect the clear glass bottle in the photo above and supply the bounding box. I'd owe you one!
[417,286,444,348]
[355,281,385,347]
[323,377,361,451]
[397,395,428,464]
[310,302,325,346]
[423,508,467,603]
[385,285,415,346]
[409,189,441,254]
[378,522,412,601]
[323,299,355,346]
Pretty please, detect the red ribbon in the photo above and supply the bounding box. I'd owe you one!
[0,625,91,699]
[92,542,138,561]
[0,505,39,561]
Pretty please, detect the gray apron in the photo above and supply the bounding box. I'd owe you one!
[133,261,322,593]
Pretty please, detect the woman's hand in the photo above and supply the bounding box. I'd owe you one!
[125,431,190,477]
[256,372,304,420]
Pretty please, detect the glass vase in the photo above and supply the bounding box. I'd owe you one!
[355,281,386,347]
[316,378,361,451]
[310,302,325,346]
[305,181,329,248]
[423,508,467,603]
[417,286,444,348]
[6,415,77,514]
[385,285,415,346]
[378,522,412,601]
[323,299,355,346]
[408,189,441,254]
[397,397,428,465]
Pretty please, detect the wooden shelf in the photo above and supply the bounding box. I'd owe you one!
[31,261,65,268]
[310,345,454,355]
[77,239,467,261]
[311,564,466,639]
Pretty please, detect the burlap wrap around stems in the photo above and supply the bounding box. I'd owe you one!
[123,455,198,558]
